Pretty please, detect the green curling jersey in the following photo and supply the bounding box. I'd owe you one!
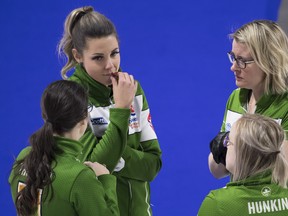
[198,171,288,216]
[221,88,288,137]
[69,65,162,216]
[9,136,119,216]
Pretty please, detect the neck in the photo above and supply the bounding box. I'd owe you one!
[248,94,255,113]
[54,129,80,141]
[62,129,80,141]
[251,91,261,102]
[55,120,87,141]
[251,84,265,101]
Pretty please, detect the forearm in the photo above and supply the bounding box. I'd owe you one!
[80,108,130,172]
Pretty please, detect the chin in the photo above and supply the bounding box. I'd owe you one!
[105,81,112,87]
[235,81,246,89]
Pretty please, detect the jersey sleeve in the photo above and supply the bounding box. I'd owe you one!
[119,139,162,181]
[117,83,162,182]
[78,108,130,172]
[71,168,119,216]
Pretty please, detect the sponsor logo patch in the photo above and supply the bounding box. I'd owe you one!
[147,113,154,130]
[91,117,108,125]
[129,105,139,129]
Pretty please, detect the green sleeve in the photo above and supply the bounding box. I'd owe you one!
[118,140,162,182]
[198,192,219,216]
[78,108,130,172]
[117,83,162,181]
[71,169,119,216]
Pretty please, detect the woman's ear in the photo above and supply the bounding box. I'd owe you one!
[72,48,83,63]
[79,117,89,127]
[78,117,89,136]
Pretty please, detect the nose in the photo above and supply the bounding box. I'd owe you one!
[105,57,114,70]
[230,60,239,72]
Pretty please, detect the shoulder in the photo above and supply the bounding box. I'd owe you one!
[275,92,288,103]
[135,80,144,95]
[71,167,107,193]
[52,161,96,194]
[227,88,245,100]
[199,186,244,216]
[17,146,32,160]
[225,88,248,108]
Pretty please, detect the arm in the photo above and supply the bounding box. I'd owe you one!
[79,72,137,171]
[71,169,119,216]
[208,94,231,179]
[118,139,162,181]
[117,83,162,181]
[78,108,130,172]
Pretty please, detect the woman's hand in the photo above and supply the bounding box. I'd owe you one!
[84,161,110,176]
[112,72,138,108]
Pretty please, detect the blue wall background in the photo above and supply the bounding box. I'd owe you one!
[0,0,281,215]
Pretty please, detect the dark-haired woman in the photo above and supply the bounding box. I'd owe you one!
[9,79,136,215]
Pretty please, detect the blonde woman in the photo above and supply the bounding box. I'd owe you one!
[209,20,288,179]
[200,114,288,215]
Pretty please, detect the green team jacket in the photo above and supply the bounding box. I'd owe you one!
[221,88,288,137]
[198,171,288,216]
[9,136,119,216]
[69,65,162,216]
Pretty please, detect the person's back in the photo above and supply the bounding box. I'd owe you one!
[199,171,288,215]
[199,114,288,216]
[9,143,117,215]
[9,80,120,216]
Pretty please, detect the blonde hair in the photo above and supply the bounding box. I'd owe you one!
[57,6,118,79]
[232,113,288,188]
[230,20,288,95]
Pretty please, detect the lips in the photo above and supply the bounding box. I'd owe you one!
[235,75,243,81]
[103,72,118,77]
[111,72,118,78]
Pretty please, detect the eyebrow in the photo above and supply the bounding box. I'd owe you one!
[91,48,119,56]
[91,53,104,56]
[231,51,251,60]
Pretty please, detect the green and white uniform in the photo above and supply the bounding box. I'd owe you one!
[9,136,119,216]
[221,88,288,136]
[70,65,162,216]
[198,171,288,216]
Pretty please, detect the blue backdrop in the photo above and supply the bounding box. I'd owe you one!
[0,0,281,215]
